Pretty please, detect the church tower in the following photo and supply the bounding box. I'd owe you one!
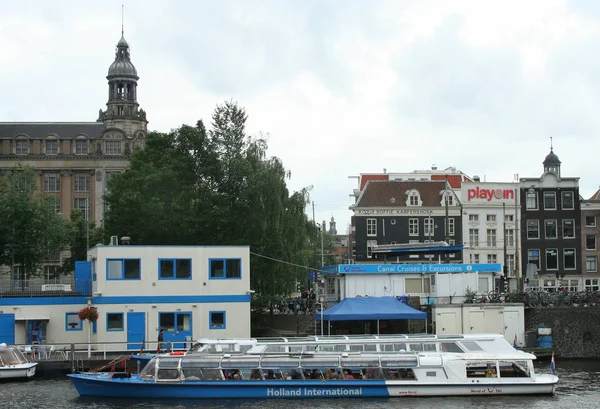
[98,29,148,151]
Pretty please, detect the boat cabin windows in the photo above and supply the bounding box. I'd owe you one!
[466,361,530,379]
[408,343,436,352]
[440,342,464,353]
[0,348,27,366]
[460,341,483,352]
[498,360,530,378]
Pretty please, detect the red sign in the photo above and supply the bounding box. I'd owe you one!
[467,187,515,201]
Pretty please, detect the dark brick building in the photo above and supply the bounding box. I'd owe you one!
[350,180,463,263]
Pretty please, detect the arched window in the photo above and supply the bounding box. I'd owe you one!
[74,136,89,155]
[44,135,59,155]
[14,135,30,155]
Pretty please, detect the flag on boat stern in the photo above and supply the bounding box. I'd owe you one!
[513,334,518,350]
[550,352,556,375]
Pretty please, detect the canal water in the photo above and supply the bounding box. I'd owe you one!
[3,360,600,409]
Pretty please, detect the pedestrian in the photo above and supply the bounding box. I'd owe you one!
[157,329,164,353]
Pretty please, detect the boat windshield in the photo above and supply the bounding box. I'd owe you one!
[0,348,27,365]
[139,358,157,379]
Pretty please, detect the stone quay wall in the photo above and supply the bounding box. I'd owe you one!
[525,306,600,358]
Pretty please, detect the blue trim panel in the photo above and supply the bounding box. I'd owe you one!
[0,295,250,306]
[0,297,89,306]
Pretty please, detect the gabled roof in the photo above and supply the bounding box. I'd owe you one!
[355,180,447,207]
[0,122,105,139]
[590,187,600,201]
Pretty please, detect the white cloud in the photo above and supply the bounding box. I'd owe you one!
[2,0,600,231]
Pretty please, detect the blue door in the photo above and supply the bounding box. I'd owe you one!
[159,312,192,350]
[0,314,15,344]
[75,261,91,296]
[127,312,145,350]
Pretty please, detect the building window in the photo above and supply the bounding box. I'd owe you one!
[528,249,540,269]
[408,191,420,206]
[44,173,61,192]
[75,139,89,155]
[66,313,82,331]
[545,249,558,270]
[15,139,29,155]
[472,254,480,264]
[545,219,557,240]
[487,254,497,263]
[486,229,497,246]
[366,240,377,259]
[408,218,419,236]
[527,220,539,239]
[73,198,90,220]
[469,229,479,246]
[447,218,455,236]
[562,219,575,239]
[507,254,515,276]
[584,278,599,291]
[209,311,226,329]
[587,256,597,272]
[562,191,574,210]
[45,139,59,155]
[105,140,122,155]
[586,216,596,227]
[209,258,241,279]
[543,191,557,210]
[445,193,453,206]
[505,229,514,247]
[74,173,90,192]
[424,217,435,237]
[505,214,514,222]
[486,214,496,222]
[106,313,124,331]
[366,218,377,236]
[106,259,141,280]
[448,239,455,246]
[587,234,597,250]
[563,249,576,270]
[469,214,479,222]
[526,190,538,210]
[159,259,192,280]
[478,277,489,293]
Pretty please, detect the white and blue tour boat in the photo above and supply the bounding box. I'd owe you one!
[69,334,558,398]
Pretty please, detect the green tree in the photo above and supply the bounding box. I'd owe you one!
[60,209,104,275]
[0,167,69,287]
[104,101,315,305]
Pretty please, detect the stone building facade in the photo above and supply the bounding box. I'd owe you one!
[0,31,147,224]
[581,189,600,291]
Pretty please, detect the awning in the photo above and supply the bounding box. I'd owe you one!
[315,296,426,321]
[15,315,50,321]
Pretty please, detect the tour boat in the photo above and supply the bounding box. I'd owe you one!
[0,343,37,380]
[70,334,558,398]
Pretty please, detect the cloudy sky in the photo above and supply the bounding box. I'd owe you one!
[2,0,600,232]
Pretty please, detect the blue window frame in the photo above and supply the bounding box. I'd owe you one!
[209,311,226,330]
[106,258,141,280]
[66,313,82,331]
[209,258,241,280]
[158,258,192,280]
[106,313,124,331]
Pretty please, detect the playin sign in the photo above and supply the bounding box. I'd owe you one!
[467,187,515,202]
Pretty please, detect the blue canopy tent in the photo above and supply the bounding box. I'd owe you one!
[314,296,427,335]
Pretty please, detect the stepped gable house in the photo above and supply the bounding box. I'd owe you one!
[350,180,463,262]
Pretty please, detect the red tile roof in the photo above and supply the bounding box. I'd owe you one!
[590,188,600,201]
[356,180,447,207]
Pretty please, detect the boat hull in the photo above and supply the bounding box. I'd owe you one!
[0,363,37,380]
[69,374,557,399]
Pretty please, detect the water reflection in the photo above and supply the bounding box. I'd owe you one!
[2,360,600,409]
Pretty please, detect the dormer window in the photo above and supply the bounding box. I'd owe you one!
[45,138,59,155]
[105,140,122,155]
[441,191,454,206]
[75,139,89,155]
[406,190,422,206]
[15,139,29,155]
